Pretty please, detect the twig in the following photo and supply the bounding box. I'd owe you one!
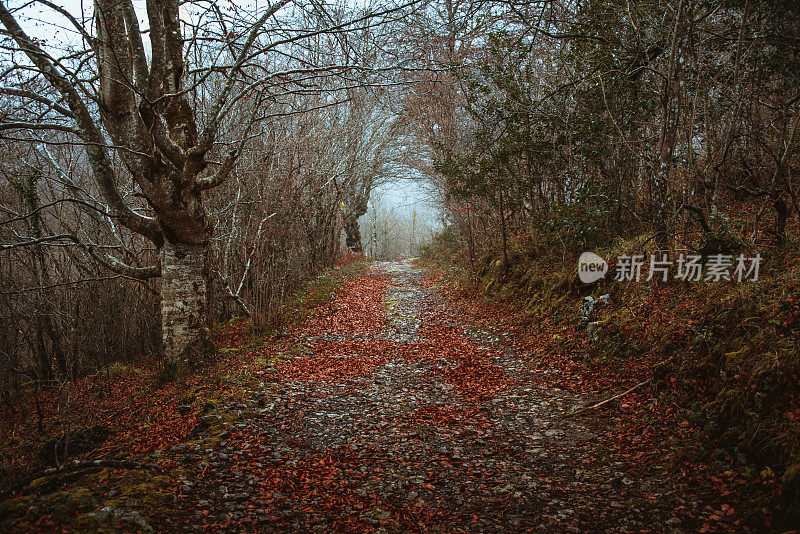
[560,379,652,419]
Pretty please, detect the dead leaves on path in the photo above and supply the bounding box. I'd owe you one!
[277,271,511,399]
[297,274,391,337]
[2,263,768,532]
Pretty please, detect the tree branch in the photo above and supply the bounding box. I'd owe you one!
[0,87,75,118]
[0,1,162,244]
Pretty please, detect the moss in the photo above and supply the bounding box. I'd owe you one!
[73,514,115,533]
[1,463,182,531]
[104,473,172,510]
[25,476,51,491]
[783,461,800,492]
[101,362,143,380]
[13,487,102,525]
[62,487,98,514]
[0,494,37,519]
[781,460,800,527]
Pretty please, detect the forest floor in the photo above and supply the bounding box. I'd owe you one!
[163,260,752,532]
[1,260,766,532]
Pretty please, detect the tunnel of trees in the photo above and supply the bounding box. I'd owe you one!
[0,0,797,386]
[0,0,799,527]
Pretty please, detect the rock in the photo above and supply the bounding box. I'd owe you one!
[586,321,602,344]
[494,483,514,494]
[89,506,154,533]
[364,507,392,524]
[579,294,611,324]
[37,425,111,465]
[579,296,596,323]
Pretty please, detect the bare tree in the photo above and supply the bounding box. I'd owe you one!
[0,0,421,374]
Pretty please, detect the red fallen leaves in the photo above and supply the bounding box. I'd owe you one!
[423,269,783,531]
[171,263,779,532]
[297,274,391,337]
[278,339,393,381]
[101,389,200,455]
[440,355,510,399]
[276,333,511,399]
[210,317,252,349]
[0,364,207,469]
[393,404,497,437]
[198,439,415,532]
[271,276,512,401]
[1,315,287,487]
[276,331,511,398]
[211,430,478,532]
[188,266,525,531]
[4,259,780,532]
[406,404,471,427]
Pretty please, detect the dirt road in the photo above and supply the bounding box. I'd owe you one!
[172,261,703,532]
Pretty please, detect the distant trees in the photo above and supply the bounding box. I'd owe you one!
[361,188,438,260]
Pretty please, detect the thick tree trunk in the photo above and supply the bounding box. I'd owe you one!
[160,242,213,374]
[344,216,364,253]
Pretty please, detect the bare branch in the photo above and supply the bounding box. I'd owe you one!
[0,87,75,118]
[0,0,162,243]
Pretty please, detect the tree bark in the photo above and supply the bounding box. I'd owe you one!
[498,188,509,275]
[160,242,213,373]
[344,215,364,253]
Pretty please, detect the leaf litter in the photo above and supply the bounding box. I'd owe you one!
[172,261,755,533]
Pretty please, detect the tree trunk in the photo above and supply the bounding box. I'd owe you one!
[498,189,509,275]
[160,242,213,374]
[344,215,364,253]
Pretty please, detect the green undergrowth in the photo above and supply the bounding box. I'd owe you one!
[420,228,800,527]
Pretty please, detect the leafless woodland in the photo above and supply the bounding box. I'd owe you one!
[1,0,798,402]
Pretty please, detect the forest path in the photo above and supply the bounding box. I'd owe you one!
[176,261,688,532]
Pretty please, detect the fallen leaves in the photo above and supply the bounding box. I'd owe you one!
[175,261,758,532]
[1,260,780,532]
